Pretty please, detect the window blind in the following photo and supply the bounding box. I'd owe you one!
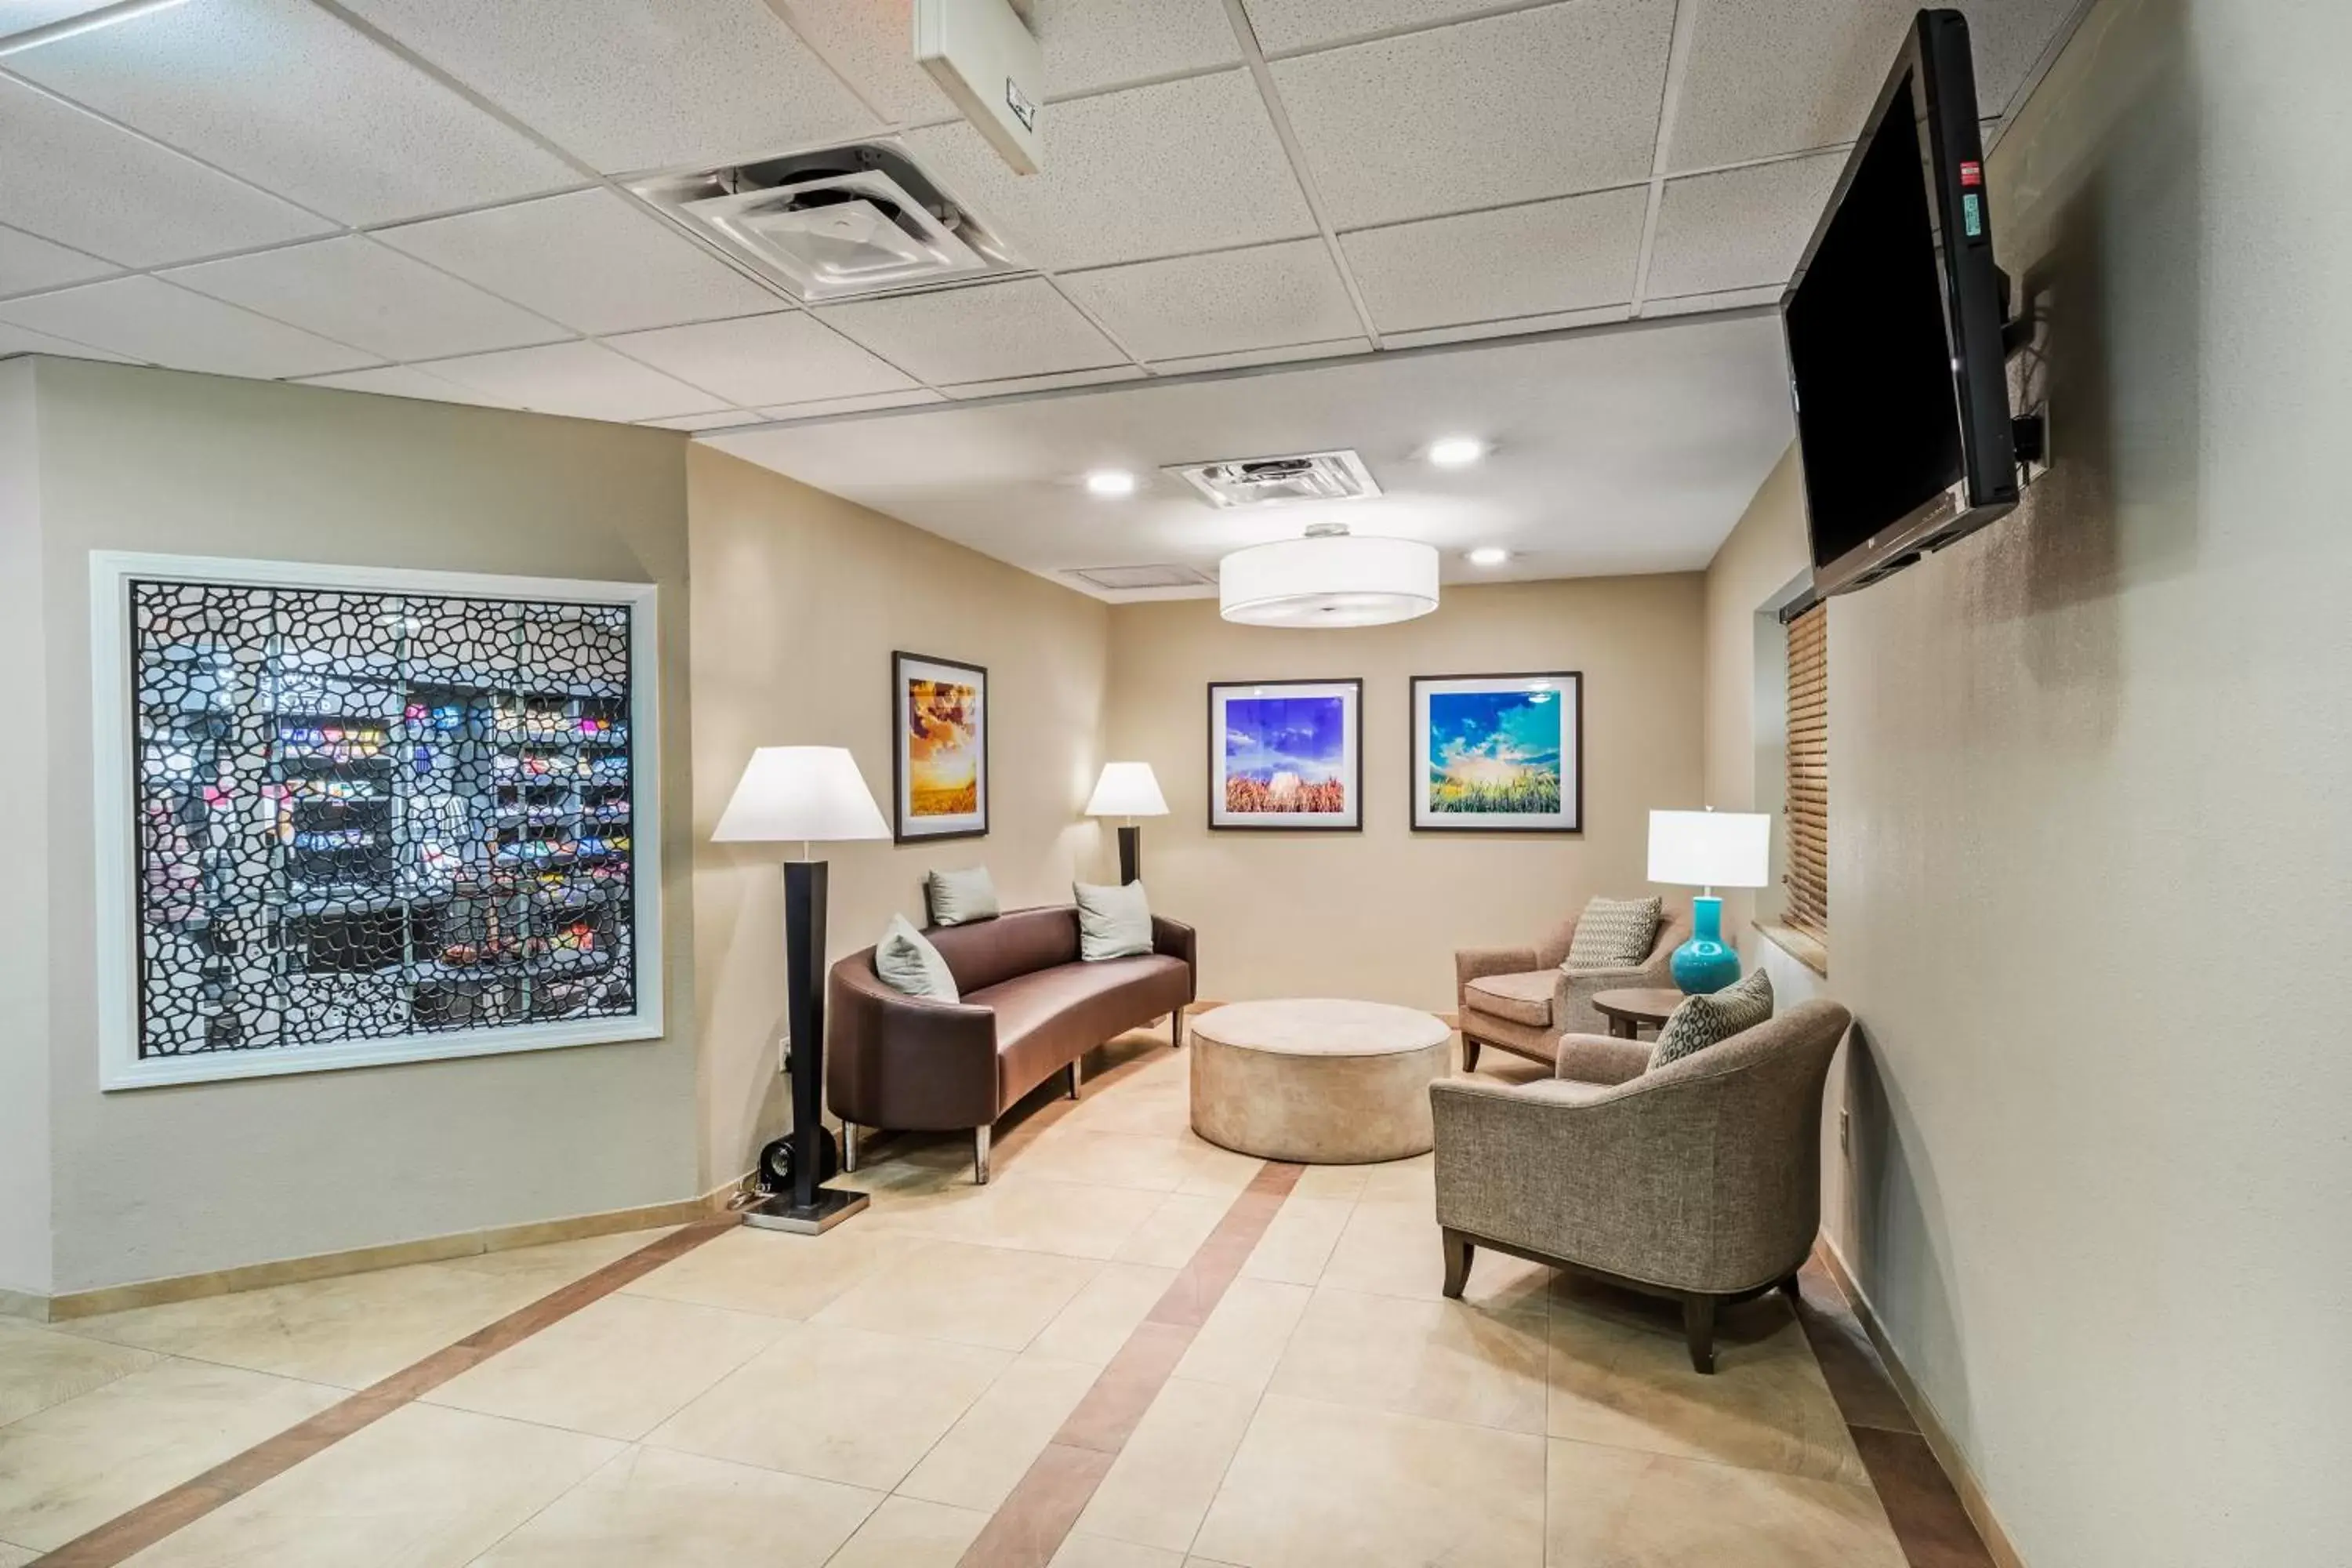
[1784,601,1828,939]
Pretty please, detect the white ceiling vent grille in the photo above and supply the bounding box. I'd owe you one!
[1165,450,1381,510]
[630,143,1022,303]
[1063,564,1216,592]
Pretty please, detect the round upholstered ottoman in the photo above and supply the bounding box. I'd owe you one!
[1189,999,1455,1163]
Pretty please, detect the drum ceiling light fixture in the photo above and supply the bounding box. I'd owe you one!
[1218,522,1441,629]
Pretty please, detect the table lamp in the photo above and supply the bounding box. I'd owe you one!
[713,746,889,1233]
[1647,808,1772,994]
[1085,760,1168,884]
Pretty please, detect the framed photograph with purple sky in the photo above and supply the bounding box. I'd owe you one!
[1207,678,1363,831]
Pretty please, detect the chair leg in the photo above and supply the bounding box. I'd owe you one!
[973,1125,993,1185]
[1441,1228,1474,1298]
[1460,1034,1481,1073]
[1682,1294,1719,1375]
[840,1123,860,1174]
[1778,1272,1802,1304]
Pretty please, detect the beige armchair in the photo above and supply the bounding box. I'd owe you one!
[1428,999,1853,1373]
[1454,906,1690,1072]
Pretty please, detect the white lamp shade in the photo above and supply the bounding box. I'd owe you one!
[712,746,889,843]
[1647,810,1771,888]
[1219,532,1439,628]
[1085,760,1169,817]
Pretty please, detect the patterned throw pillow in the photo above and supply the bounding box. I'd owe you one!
[1563,895,1663,971]
[1649,968,1773,1071]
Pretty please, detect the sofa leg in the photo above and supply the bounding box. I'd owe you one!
[1441,1229,1474,1299]
[973,1124,993,1185]
[840,1123,860,1174]
[1460,1035,1481,1073]
[1682,1294,1719,1375]
[1171,1009,1187,1049]
[1067,1057,1083,1100]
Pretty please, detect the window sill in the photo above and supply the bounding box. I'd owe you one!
[1755,922,1829,978]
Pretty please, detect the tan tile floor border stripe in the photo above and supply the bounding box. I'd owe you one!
[957,1159,1305,1568]
[30,1217,740,1568]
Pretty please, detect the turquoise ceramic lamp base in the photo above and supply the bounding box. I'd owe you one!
[1671,894,1742,994]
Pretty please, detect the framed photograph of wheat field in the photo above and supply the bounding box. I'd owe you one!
[1410,672,1581,832]
[892,651,988,843]
[1208,678,1363,831]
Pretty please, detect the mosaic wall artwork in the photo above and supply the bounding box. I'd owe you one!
[130,579,641,1061]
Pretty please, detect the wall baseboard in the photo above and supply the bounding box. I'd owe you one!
[1818,1239,2028,1568]
[8,1178,749,1325]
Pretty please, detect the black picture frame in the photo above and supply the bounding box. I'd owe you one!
[1207,677,1364,832]
[891,650,989,844]
[1408,670,1584,833]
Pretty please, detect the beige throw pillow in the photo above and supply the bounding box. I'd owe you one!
[925,866,1000,927]
[875,913,959,1002]
[1564,895,1663,971]
[1075,880,1153,961]
[1649,968,1773,1071]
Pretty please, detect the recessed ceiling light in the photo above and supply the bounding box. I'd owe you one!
[1428,437,1487,469]
[1467,546,1510,568]
[1085,470,1138,497]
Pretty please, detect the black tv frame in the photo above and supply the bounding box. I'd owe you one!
[1781,8,2019,599]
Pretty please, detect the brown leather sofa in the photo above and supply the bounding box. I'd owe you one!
[826,906,1196,1183]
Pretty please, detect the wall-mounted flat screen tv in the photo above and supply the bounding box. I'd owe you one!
[1782,8,2018,598]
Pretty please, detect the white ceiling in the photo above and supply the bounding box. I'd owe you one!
[0,0,2085,426]
[704,310,1798,595]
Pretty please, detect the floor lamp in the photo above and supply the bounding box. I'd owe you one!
[713,746,889,1234]
[1085,760,1168,884]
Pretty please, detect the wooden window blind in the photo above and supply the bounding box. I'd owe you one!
[1784,601,1828,939]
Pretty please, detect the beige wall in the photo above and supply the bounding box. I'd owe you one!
[1103,578,1704,1011]
[1700,448,1809,938]
[27,359,701,1294]
[686,445,1110,1189]
[0,360,50,1298]
[1706,2,2352,1561]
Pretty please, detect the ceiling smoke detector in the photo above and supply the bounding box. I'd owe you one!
[1166,449,1381,510]
[631,143,1021,303]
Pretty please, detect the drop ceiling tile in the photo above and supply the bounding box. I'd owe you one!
[1641,285,1786,319]
[0,276,380,378]
[642,408,764,430]
[414,338,724,423]
[1058,240,1363,363]
[1149,336,1368,375]
[1668,0,2069,172]
[1340,185,1648,334]
[0,78,329,267]
[604,310,916,407]
[0,1,132,37]
[1644,152,1842,300]
[1378,303,1629,349]
[754,388,946,420]
[337,0,879,172]
[374,190,786,335]
[1269,0,1675,228]
[1240,0,1519,56]
[905,70,1314,270]
[815,277,1125,385]
[940,365,1147,399]
[416,340,727,423]
[0,222,116,297]
[768,0,950,124]
[0,321,136,361]
[294,363,518,407]
[162,236,567,361]
[1028,0,1243,96]
[9,0,579,226]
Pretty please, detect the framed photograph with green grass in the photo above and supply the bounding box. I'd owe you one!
[1410,672,1581,833]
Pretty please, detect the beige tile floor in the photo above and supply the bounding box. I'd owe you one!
[0,1029,1909,1566]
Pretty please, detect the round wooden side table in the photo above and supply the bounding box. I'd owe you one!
[1591,987,1688,1040]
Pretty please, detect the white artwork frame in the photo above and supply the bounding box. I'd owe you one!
[91,552,664,1091]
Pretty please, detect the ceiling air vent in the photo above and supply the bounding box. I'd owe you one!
[630,143,1022,303]
[1166,450,1381,510]
[1063,564,1217,592]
